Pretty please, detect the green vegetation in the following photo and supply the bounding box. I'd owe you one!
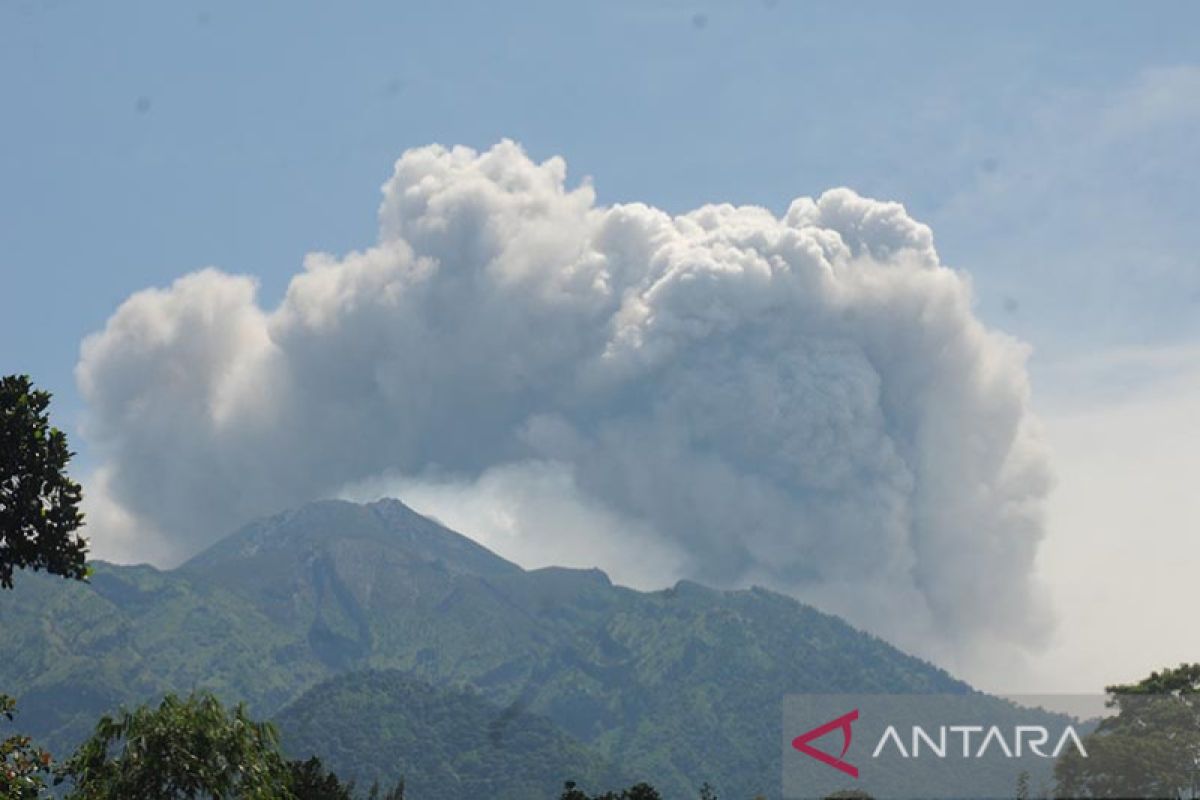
[2,375,86,800]
[0,374,87,590]
[58,691,288,799]
[0,498,967,798]
[277,670,618,800]
[1,694,52,800]
[0,384,1194,799]
[45,690,405,799]
[559,779,662,799]
[1055,663,1200,798]
[0,497,967,798]
[287,756,358,800]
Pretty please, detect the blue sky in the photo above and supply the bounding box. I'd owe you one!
[3,1,1199,692]
[5,1,1198,424]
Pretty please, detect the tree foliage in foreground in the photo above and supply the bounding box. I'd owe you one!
[0,374,87,590]
[287,755,405,800]
[559,780,662,800]
[54,691,404,799]
[1,375,86,796]
[1,694,52,800]
[57,691,290,799]
[288,756,356,800]
[1054,663,1200,799]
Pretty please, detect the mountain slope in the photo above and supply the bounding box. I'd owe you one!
[1,498,969,798]
[275,670,622,800]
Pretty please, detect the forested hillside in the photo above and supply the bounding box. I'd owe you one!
[276,670,623,799]
[1,498,968,798]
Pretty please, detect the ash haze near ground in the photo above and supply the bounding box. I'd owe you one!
[78,141,1053,677]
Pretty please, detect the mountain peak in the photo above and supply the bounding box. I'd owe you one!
[6,494,974,800]
[182,497,519,575]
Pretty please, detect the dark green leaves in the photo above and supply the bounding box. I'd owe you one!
[58,692,290,800]
[0,375,87,589]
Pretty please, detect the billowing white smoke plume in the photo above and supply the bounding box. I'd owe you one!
[78,141,1052,664]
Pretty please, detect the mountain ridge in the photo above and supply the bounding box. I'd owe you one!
[2,496,969,798]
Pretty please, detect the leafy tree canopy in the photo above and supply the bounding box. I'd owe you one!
[1106,663,1200,698]
[57,691,290,799]
[0,375,87,589]
[1,694,52,800]
[1055,664,1200,799]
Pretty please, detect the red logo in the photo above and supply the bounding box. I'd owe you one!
[792,709,860,778]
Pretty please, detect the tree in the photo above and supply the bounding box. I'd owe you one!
[1015,769,1031,800]
[288,757,355,800]
[0,694,52,800]
[364,780,406,800]
[1,376,86,796]
[0,375,87,589]
[559,781,662,800]
[560,780,589,800]
[1054,664,1200,799]
[621,786,661,800]
[57,691,291,799]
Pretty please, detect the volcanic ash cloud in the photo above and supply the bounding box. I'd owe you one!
[77,140,1053,663]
